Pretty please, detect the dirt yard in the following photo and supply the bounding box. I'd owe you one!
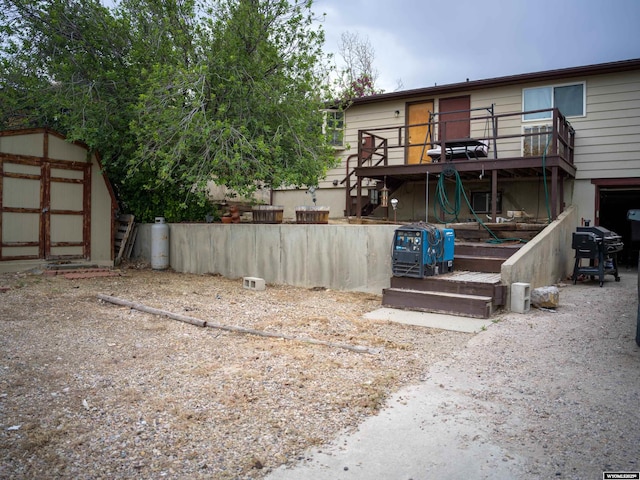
[3,264,639,480]
[0,265,470,479]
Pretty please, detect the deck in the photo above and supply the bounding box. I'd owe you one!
[343,106,575,222]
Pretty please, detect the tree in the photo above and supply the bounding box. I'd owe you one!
[0,0,337,222]
[334,31,383,100]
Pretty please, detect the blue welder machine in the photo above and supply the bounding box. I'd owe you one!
[392,224,455,278]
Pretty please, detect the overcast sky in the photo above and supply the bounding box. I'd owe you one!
[312,0,640,92]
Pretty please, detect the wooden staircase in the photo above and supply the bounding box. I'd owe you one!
[382,241,523,319]
[454,241,523,273]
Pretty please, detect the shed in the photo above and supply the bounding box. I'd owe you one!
[0,128,117,273]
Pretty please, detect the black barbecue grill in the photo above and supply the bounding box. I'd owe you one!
[572,225,623,287]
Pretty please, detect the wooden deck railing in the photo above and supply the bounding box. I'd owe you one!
[341,132,388,216]
[341,107,575,216]
[352,107,574,168]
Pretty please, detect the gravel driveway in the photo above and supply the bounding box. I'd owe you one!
[269,268,640,479]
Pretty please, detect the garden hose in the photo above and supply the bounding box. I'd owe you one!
[434,165,527,244]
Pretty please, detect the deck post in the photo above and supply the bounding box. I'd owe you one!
[551,166,558,220]
[560,175,565,214]
[491,169,498,221]
[356,131,363,219]
[356,176,362,219]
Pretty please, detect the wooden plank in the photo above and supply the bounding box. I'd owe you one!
[124,224,138,261]
[114,214,135,265]
[443,271,502,282]
[97,294,379,355]
[63,271,120,279]
[454,255,505,273]
[454,242,522,259]
[382,288,493,318]
[390,274,499,297]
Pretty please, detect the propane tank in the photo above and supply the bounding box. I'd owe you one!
[151,217,169,270]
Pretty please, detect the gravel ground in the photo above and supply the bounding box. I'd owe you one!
[265,268,640,480]
[1,265,639,479]
[456,267,640,478]
[0,265,468,479]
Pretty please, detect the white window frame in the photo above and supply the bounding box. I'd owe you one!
[522,82,586,121]
[322,109,345,149]
[522,124,553,157]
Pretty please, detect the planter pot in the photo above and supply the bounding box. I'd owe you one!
[295,206,330,224]
[252,205,284,224]
[221,216,233,224]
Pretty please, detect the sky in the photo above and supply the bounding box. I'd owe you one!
[311,0,640,92]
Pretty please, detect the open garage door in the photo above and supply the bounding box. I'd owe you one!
[598,186,640,267]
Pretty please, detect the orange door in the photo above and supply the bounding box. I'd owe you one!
[406,100,434,164]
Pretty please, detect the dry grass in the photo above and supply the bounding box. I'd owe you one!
[0,266,470,479]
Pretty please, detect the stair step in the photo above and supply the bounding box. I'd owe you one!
[389,272,505,305]
[455,242,522,259]
[382,287,494,319]
[454,255,505,273]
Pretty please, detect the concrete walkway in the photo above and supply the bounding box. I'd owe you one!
[364,307,494,333]
[265,368,526,479]
[266,270,640,480]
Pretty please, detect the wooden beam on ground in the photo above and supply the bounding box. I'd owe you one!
[96,293,379,355]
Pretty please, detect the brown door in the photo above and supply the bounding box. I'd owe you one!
[45,162,90,260]
[406,100,434,164]
[0,158,43,260]
[0,157,89,261]
[439,96,471,140]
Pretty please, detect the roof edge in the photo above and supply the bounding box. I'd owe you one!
[351,58,640,105]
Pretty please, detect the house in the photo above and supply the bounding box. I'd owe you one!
[0,128,118,273]
[272,58,640,265]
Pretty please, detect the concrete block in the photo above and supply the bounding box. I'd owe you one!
[243,276,265,291]
[511,282,531,314]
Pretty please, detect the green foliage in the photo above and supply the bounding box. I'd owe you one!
[0,0,337,221]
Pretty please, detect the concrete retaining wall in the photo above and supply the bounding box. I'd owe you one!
[134,208,578,305]
[133,223,399,294]
[501,205,578,292]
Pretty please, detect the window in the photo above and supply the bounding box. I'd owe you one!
[471,191,502,214]
[523,83,585,120]
[523,125,552,156]
[323,109,344,147]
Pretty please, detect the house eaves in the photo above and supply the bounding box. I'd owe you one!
[350,58,640,106]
